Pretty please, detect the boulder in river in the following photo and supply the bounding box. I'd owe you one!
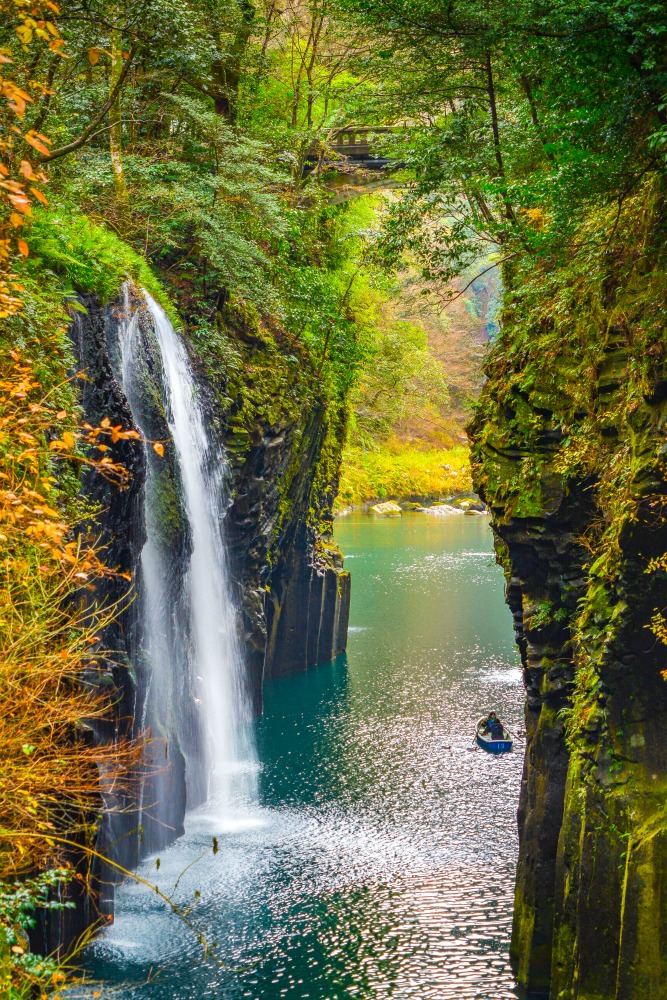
[424,503,460,515]
[370,500,402,516]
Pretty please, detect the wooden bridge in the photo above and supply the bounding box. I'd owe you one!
[306,126,398,171]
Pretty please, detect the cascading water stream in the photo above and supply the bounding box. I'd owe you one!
[115,286,257,847]
[143,293,257,809]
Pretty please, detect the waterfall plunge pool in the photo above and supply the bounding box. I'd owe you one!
[82,512,523,1000]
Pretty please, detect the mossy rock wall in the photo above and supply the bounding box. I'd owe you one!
[470,229,667,998]
[64,287,350,944]
[188,295,350,710]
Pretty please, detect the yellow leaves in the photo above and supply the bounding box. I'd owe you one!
[646,552,667,574]
[153,441,165,457]
[16,23,33,45]
[87,47,100,65]
[521,206,547,231]
[649,611,667,649]
[61,430,75,448]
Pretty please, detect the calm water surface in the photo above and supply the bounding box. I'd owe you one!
[85,513,523,999]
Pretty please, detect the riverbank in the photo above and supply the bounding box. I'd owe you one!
[337,445,472,510]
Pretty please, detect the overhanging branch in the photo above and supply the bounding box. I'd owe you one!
[41,41,140,162]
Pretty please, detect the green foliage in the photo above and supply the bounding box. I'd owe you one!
[527,601,568,631]
[338,444,471,506]
[348,316,448,445]
[26,212,175,320]
[337,0,667,290]
[0,871,75,996]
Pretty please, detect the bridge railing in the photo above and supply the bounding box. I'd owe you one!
[308,126,397,164]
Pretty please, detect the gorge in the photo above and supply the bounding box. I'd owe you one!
[3,1,667,999]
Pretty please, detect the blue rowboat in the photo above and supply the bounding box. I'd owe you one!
[476,717,513,754]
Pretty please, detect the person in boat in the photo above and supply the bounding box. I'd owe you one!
[482,711,498,733]
[483,712,505,739]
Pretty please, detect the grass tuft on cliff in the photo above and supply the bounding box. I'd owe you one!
[26,212,177,323]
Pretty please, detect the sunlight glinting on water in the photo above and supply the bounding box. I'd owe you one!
[82,512,523,1000]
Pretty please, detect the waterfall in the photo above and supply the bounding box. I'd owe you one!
[115,287,257,851]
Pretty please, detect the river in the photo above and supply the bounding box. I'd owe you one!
[85,512,523,999]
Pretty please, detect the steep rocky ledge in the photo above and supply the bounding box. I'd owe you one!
[56,287,349,938]
[470,256,667,998]
[73,288,350,707]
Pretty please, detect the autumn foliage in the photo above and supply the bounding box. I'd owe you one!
[0,0,60,318]
[0,345,144,884]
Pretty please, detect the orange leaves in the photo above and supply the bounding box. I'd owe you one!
[19,160,36,180]
[23,131,52,157]
[0,1,61,279]
[0,350,146,696]
[153,441,165,457]
[0,351,143,584]
[0,269,25,317]
[1,80,32,118]
[87,47,100,65]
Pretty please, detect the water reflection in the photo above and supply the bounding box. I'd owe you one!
[83,513,522,999]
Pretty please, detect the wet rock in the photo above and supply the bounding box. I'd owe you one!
[470,304,667,998]
[369,500,402,515]
[424,503,460,515]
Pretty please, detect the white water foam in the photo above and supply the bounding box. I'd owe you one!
[144,292,258,814]
[117,287,257,838]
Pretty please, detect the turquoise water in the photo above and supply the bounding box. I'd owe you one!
[85,512,523,999]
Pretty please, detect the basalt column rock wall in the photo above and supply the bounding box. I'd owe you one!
[191,296,350,710]
[73,287,350,720]
[470,261,667,999]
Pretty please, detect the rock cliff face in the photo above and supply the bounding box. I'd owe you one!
[61,288,349,932]
[470,247,667,998]
[73,288,349,707]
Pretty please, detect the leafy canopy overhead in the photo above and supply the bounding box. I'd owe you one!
[335,0,667,284]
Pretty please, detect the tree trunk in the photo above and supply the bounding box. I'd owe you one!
[110,28,129,215]
[211,0,255,121]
